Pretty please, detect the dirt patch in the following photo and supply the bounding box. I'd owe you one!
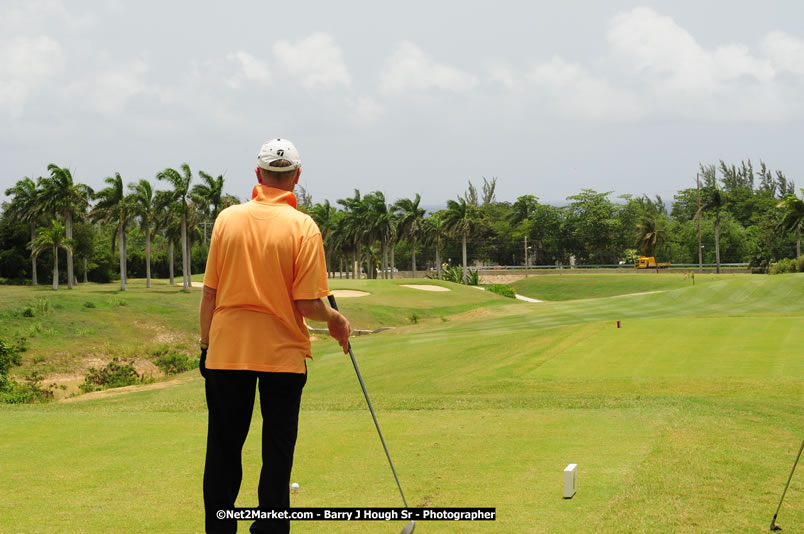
[174,281,204,288]
[478,274,525,284]
[331,290,370,298]
[400,284,450,292]
[134,321,189,345]
[60,376,190,403]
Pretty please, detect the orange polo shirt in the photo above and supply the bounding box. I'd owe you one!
[202,185,329,373]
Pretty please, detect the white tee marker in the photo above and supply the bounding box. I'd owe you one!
[564,464,577,498]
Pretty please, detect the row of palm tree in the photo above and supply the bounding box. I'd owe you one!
[308,190,484,284]
[4,164,232,291]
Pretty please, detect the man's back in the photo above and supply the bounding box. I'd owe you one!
[203,185,329,374]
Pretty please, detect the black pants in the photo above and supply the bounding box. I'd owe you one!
[204,368,307,534]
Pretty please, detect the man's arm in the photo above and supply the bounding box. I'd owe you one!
[200,285,217,345]
[295,298,351,354]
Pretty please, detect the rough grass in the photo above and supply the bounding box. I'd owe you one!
[0,274,803,532]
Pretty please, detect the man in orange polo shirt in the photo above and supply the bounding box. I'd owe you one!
[199,138,350,533]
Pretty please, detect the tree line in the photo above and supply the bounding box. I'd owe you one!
[2,160,803,290]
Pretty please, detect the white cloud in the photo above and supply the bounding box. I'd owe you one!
[273,33,351,89]
[527,57,641,119]
[353,96,384,123]
[762,31,804,75]
[488,66,518,89]
[226,51,271,89]
[88,60,154,116]
[607,7,775,93]
[380,41,477,94]
[0,35,65,118]
[1,0,97,33]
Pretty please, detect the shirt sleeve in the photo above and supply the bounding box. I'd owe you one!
[203,221,220,289]
[292,226,330,300]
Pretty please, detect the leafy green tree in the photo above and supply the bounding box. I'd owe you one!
[564,189,619,264]
[393,194,426,278]
[92,173,134,291]
[364,193,394,279]
[4,177,42,285]
[310,199,339,277]
[39,165,93,289]
[30,220,74,290]
[777,192,804,259]
[192,171,225,222]
[423,213,447,279]
[337,189,368,279]
[443,197,480,283]
[157,164,193,291]
[129,179,156,288]
[697,186,729,273]
[154,190,181,286]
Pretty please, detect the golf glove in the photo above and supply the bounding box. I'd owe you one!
[199,347,208,379]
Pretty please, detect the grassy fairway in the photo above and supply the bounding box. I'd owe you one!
[511,271,722,301]
[0,274,802,532]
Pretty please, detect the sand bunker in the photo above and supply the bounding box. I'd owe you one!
[331,289,370,298]
[400,284,451,292]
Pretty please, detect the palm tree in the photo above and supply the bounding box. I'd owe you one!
[337,190,369,279]
[129,179,156,288]
[423,213,447,279]
[635,215,666,258]
[394,194,426,278]
[92,173,133,291]
[443,197,479,284]
[157,164,193,291]
[310,200,338,277]
[30,220,74,290]
[192,171,224,244]
[5,177,42,285]
[39,164,93,289]
[154,190,182,286]
[365,192,395,279]
[697,186,728,274]
[777,192,804,259]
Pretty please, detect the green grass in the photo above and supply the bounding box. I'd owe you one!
[512,272,722,301]
[0,274,802,532]
[0,278,200,376]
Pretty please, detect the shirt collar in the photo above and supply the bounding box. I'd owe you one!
[251,184,297,209]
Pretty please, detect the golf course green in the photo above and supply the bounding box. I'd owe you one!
[0,273,802,533]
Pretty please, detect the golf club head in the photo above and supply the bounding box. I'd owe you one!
[400,520,415,534]
[770,524,782,531]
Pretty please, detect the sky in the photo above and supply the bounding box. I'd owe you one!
[2,0,803,208]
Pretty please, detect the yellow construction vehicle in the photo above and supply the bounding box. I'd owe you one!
[635,256,671,269]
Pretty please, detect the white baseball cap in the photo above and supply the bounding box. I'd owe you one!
[257,138,301,171]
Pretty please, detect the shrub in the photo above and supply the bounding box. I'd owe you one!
[0,370,55,404]
[770,258,798,275]
[83,301,96,309]
[80,357,140,393]
[485,284,517,298]
[436,266,479,285]
[408,312,419,324]
[0,338,22,378]
[799,256,804,273]
[154,351,197,375]
[22,307,34,318]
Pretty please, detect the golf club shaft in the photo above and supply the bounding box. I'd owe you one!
[771,440,804,527]
[328,294,409,508]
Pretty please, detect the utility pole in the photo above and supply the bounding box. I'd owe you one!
[697,173,703,272]
[524,236,529,278]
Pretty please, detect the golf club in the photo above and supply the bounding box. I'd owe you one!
[770,439,803,531]
[328,294,416,534]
